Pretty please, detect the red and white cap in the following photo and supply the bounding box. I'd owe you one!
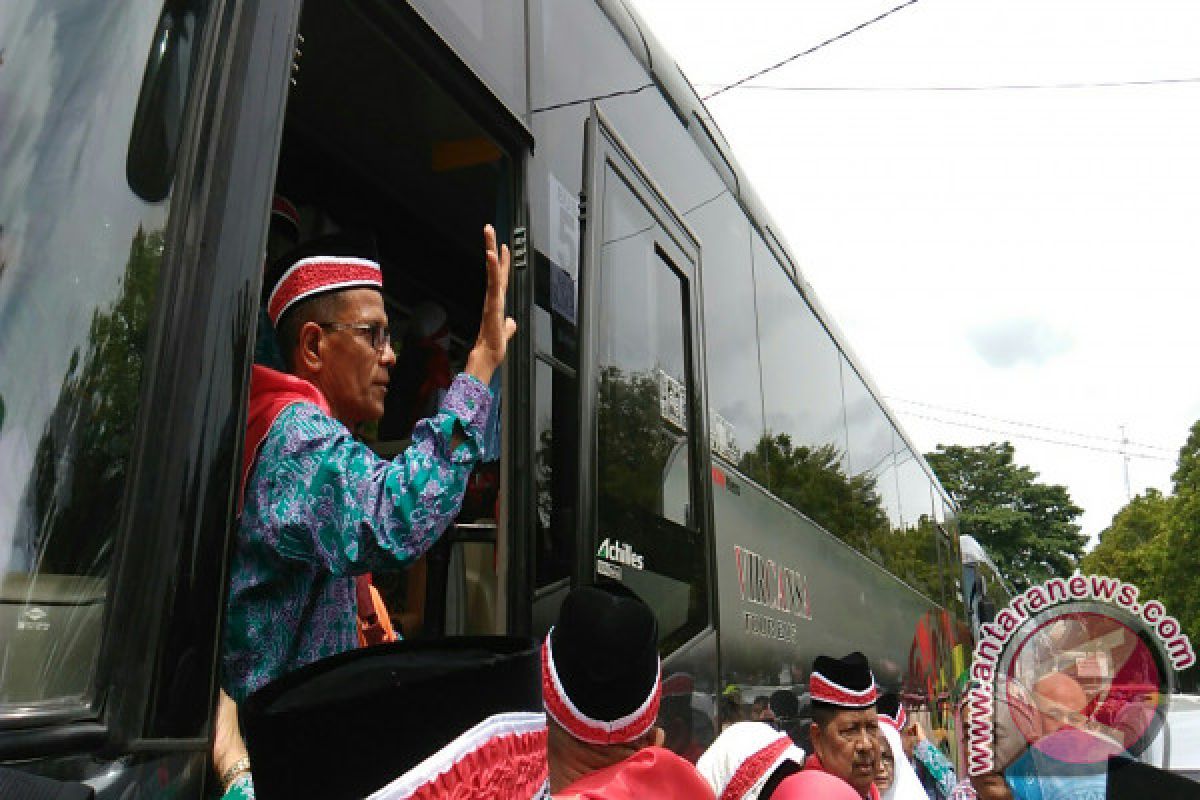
[271,194,302,237]
[877,691,908,730]
[540,584,662,746]
[541,631,661,746]
[809,652,878,709]
[266,255,383,326]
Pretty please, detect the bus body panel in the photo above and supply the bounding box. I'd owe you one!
[0,0,969,792]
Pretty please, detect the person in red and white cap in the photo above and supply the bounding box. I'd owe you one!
[805,652,883,800]
[220,225,515,704]
[696,721,806,800]
[876,701,927,800]
[542,584,715,799]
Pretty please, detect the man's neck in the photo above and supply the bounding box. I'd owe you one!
[548,725,640,793]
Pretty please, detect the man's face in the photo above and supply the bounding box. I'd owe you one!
[875,732,894,791]
[812,708,880,797]
[314,288,395,426]
[1033,672,1088,739]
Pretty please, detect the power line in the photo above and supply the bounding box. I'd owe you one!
[886,397,1175,452]
[895,410,1174,462]
[533,83,654,114]
[702,0,923,101]
[698,76,1200,93]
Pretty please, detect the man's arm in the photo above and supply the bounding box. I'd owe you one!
[246,225,514,572]
[913,736,960,799]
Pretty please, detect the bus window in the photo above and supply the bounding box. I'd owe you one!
[531,357,578,633]
[0,0,207,713]
[589,156,709,654]
[258,0,520,639]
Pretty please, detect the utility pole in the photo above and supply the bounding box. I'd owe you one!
[1120,425,1131,501]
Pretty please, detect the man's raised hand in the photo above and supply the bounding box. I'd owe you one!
[465,224,517,385]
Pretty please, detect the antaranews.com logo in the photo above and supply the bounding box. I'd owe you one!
[966,574,1195,777]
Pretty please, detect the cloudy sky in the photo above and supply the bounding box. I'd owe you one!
[629,0,1200,541]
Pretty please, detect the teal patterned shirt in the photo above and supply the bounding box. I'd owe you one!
[220,373,492,702]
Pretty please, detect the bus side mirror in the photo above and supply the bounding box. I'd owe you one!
[127,0,202,201]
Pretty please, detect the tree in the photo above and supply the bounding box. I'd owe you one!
[1080,489,1171,593]
[1084,420,1200,654]
[739,433,889,552]
[28,227,163,575]
[925,442,1086,591]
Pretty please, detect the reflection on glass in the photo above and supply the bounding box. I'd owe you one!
[688,193,761,463]
[595,170,690,526]
[745,235,885,551]
[593,164,706,651]
[534,359,577,589]
[0,0,191,708]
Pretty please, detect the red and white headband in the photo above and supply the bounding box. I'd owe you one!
[540,631,661,746]
[880,704,908,731]
[809,670,878,709]
[267,255,383,326]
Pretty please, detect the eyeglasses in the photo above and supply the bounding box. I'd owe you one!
[318,322,391,351]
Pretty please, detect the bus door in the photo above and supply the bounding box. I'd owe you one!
[577,107,718,753]
[0,0,301,794]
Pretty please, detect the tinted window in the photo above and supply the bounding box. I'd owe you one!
[593,162,707,651]
[842,361,904,555]
[534,250,579,369]
[747,236,862,545]
[0,0,202,709]
[534,358,577,590]
[688,193,761,465]
[406,0,526,113]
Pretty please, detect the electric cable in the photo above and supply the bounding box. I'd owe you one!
[896,411,1174,461]
[700,76,1200,93]
[702,0,923,101]
[886,396,1174,452]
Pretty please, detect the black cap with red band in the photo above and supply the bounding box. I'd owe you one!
[809,652,878,709]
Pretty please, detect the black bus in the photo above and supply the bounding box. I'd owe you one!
[0,0,968,794]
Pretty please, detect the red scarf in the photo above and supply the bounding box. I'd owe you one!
[240,365,330,506]
[803,754,881,800]
[240,364,395,646]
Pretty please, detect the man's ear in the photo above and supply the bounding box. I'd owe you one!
[296,321,324,373]
[810,721,823,753]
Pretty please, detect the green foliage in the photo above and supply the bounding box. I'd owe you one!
[740,433,947,601]
[926,442,1085,592]
[1084,420,1200,653]
[596,366,681,513]
[739,433,888,552]
[32,227,163,574]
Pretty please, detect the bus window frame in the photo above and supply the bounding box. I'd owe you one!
[0,0,304,763]
[341,0,535,639]
[576,105,717,649]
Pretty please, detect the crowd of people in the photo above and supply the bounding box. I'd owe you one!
[207,200,1161,798]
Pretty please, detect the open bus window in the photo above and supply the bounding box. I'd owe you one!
[258,0,514,639]
[0,0,207,713]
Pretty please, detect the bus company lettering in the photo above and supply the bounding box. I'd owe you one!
[744,612,797,643]
[596,538,644,571]
[734,545,812,620]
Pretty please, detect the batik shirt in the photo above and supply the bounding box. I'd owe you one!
[915,739,959,799]
[221,373,492,702]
